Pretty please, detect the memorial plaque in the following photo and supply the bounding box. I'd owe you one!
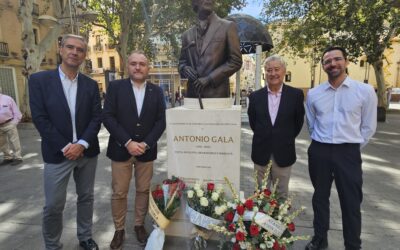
[165,105,241,237]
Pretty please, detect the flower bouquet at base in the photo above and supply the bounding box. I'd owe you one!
[186,182,227,249]
[210,162,310,250]
[145,176,185,250]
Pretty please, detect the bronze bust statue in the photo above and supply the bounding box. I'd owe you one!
[178,0,243,98]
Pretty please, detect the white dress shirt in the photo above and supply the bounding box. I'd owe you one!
[59,67,88,149]
[131,80,146,116]
[305,76,377,147]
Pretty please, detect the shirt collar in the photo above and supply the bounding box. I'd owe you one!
[131,80,147,89]
[59,66,79,82]
[267,84,283,95]
[324,76,351,91]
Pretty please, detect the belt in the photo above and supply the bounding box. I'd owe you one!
[0,118,12,125]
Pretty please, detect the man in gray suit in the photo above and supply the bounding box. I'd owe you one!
[179,0,242,98]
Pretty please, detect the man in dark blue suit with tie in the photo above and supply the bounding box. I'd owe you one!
[29,34,101,250]
[103,50,166,249]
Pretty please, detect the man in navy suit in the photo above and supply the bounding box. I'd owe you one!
[248,55,305,199]
[103,51,166,249]
[29,34,101,250]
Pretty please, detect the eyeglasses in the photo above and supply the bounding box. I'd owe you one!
[322,57,344,65]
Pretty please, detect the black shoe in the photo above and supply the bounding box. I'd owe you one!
[305,236,328,250]
[10,159,23,166]
[0,159,13,166]
[79,238,99,250]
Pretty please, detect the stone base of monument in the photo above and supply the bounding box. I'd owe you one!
[165,101,241,237]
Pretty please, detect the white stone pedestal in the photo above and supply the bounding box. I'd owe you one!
[165,103,241,237]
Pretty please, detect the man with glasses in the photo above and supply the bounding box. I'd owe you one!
[305,46,377,250]
[29,34,101,250]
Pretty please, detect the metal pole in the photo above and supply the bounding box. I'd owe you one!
[235,71,240,105]
[255,45,262,90]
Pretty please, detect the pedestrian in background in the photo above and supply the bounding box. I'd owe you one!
[305,46,377,250]
[103,50,166,249]
[0,87,23,166]
[247,55,305,199]
[29,34,102,250]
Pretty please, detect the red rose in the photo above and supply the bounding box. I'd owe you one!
[264,188,271,197]
[235,231,245,241]
[236,204,245,215]
[228,223,236,232]
[244,199,253,210]
[280,246,286,250]
[207,182,215,191]
[270,199,278,207]
[225,211,234,222]
[273,241,280,250]
[287,222,295,232]
[233,243,240,250]
[249,224,259,236]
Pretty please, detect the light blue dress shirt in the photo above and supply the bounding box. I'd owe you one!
[305,76,377,148]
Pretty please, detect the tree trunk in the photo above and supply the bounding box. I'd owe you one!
[19,0,66,120]
[371,59,387,122]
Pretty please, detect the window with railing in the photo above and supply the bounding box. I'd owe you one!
[0,42,9,57]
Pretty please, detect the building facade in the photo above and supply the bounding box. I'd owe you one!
[0,0,59,108]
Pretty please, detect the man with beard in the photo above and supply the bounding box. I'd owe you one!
[178,0,242,98]
[305,46,377,250]
[103,51,166,249]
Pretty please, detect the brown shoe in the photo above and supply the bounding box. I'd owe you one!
[110,230,125,250]
[134,225,148,245]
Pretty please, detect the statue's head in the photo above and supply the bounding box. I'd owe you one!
[192,0,214,15]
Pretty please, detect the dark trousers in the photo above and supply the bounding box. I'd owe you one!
[308,140,362,250]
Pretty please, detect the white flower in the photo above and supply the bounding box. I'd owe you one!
[215,206,222,215]
[194,183,201,191]
[231,237,236,243]
[227,201,237,209]
[216,184,224,193]
[253,206,259,212]
[196,189,204,197]
[239,241,247,249]
[266,241,274,248]
[211,192,219,201]
[260,243,267,249]
[200,197,209,207]
[220,205,227,213]
[261,185,266,190]
[187,190,194,199]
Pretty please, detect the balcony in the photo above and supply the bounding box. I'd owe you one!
[0,42,9,57]
[93,44,102,52]
[105,44,116,50]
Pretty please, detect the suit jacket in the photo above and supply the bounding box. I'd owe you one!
[29,69,102,164]
[178,12,242,98]
[102,79,166,162]
[247,84,305,167]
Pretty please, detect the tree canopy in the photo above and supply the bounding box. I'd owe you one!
[83,0,246,73]
[262,0,400,109]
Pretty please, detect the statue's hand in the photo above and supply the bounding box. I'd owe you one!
[183,66,198,82]
[193,77,210,94]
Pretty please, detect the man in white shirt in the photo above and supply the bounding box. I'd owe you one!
[305,46,377,250]
[29,34,101,250]
[102,51,166,249]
